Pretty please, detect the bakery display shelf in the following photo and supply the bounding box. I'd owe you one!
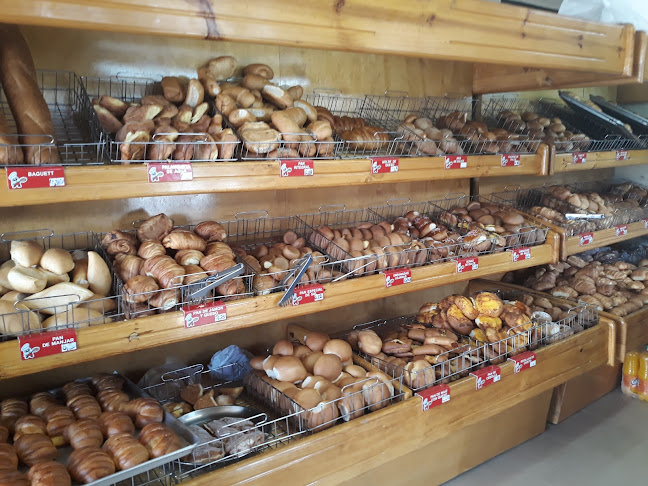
[0,0,634,75]
[179,314,612,486]
[553,149,648,173]
[0,147,549,208]
[0,239,557,380]
[563,220,648,258]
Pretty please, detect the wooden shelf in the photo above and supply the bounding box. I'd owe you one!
[473,31,647,94]
[0,1,635,75]
[565,220,648,258]
[0,150,549,207]
[0,239,558,380]
[180,317,612,485]
[551,149,648,174]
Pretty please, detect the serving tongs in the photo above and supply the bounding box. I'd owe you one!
[278,253,313,307]
[188,263,245,300]
[565,213,605,220]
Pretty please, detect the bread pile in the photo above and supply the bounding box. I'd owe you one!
[163,383,243,417]
[396,112,471,155]
[506,252,648,317]
[103,213,245,317]
[331,113,389,152]
[248,331,395,430]
[0,374,180,485]
[0,241,113,336]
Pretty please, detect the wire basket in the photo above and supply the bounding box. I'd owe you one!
[0,230,122,340]
[82,76,241,164]
[0,70,105,165]
[143,363,305,482]
[428,193,550,252]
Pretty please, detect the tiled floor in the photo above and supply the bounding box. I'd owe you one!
[445,389,646,485]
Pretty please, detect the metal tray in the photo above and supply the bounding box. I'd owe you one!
[590,95,648,136]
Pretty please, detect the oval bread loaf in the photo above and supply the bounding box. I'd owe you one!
[10,240,44,267]
[7,266,48,293]
[40,248,75,275]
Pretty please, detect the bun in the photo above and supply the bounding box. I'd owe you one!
[97,412,134,438]
[14,434,57,466]
[137,214,174,242]
[7,266,47,294]
[102,432,149,470]
[67,446,115,484]
[87,251,112,296]
[13,414,47,440]
[39,249,74,275]
[0,443,18,469]
[65,419,103,450]
[0,470,28,486]
[118,398,163,428]
[138,423,182,458]
[28,461,72,486]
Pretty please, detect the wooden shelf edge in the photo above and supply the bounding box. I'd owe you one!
[566,220,648,256]
[0,151,548,207]
[0,242,556,379]
[552,149,648,173]
[0,1,634,74]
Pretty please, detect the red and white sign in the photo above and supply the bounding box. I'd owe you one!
[470,365,501,390]
[370,156,399,174]
[291,284,324,306]
[280,159,314,177]
[382,268,411,288]
[579,232,594,246]
[511,247,531,262]
[147,162,193,183]
[444,155,468,170]
[18,329,77,360]
[182,301,226,328]
[501,154,520,167]
[616,224,628,237]
[416,384,450,411]
[572,152,587,164]
[508,351,536,374]
[6,166,65,190]
[456,256,478,273]
[616,150,629,161]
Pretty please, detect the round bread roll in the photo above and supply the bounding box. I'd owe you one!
[10,240,44,267]
[7,266,47,294]
[272,356,308,383]
[313,354,343,381]
[273,339,294,356]
[39,249,74,275]
[304,331,330,352]
[322,339,353,363]
[0,301,40,335]
[87,252,111,296]
[42,309,107,329]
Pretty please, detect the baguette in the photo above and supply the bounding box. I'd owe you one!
[0,25,58,164]
[0,108,23,164]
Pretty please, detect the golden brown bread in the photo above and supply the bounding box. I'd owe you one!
[97,412,134,438]
[14,433,57,466]
[138,423,182,458]
[28,461,72,486]
[0,25,58,164]
[0,443,17,469]
[119,398,163,428]
[64,419,104,450]
[67,446,115,484]
[0,109,22,164]
[102,432,149,471]
[0,469,28,486]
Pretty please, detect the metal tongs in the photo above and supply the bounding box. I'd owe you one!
[565,213,605,220]
[278,253,313,307]
[188,263,245,300]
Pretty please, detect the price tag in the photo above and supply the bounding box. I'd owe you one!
[616,150,629,161]
[18,329,78,360]
[456,256,478,273]
[280,159,314,177]
[416,384,450,411]
[511,247,531,262]
[470,365,501,390]
[444,155,467,170]
[291,284,324,306]
[579,232,594,246]
[182,301,226,328]
[572,152,587,164]
[147,162,193,183]
[382,268,412,288]
[6,166,65,190]
[501,154,520,167]
[508,351,536,373]
[615,224,628,237]
[370,157,399,174]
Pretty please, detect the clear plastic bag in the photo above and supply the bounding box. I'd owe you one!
[209,345,253,381]
[559,0,648,31]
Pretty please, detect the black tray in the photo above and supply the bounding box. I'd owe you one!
[590,95,648,137]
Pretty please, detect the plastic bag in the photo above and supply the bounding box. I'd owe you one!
[137,358,191,389]
[208,345,253,381]
[559,0,648,31]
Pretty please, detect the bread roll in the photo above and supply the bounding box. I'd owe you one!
[0,109,22,164]
[42,308,108,329]
[10,240,43,267]
[21,282,94,314]
[39,249,74,275]
[0,25,58,164]
[87,251,111,296]
[28,461,72,486]
[7,266,47,294]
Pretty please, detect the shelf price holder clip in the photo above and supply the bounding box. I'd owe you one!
[615,224,628,237]
[508,351,536,373]
[511,247,531,262]
[146,162,193,182]
[416,384,450,411]
[501,154,520,167]
[7,166,65,189]
[382,268,411,287]
[456,256,478,273]
[445,155,467,170]
[470,365,501,390]
[370,156,399,174]
[278,253,313,307]
[18,329,78,360]
[280,159,314,177]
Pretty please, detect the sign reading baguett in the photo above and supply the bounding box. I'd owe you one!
[182,301,227,328]
[7,166,65,190]
[416,384,450,411]
[291,284,324,306]
[147,162,193,183]
[508,351,536,373]
[280,159,314,177]
[470,365,501,390]
[18,329,78,360]
[382,268,412,288]
[444,155,467,170]
[370,157,399,174]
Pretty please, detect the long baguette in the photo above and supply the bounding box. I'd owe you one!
[0,24,58,164]
[0,108,23,164]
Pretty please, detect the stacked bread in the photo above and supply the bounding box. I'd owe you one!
[163,383,243,417]
[248,330,394,430]
[396,112,465,155]
[0,374,179,485]
[330,112,389,152]
[0,241,113,336]
[103,214,245,317]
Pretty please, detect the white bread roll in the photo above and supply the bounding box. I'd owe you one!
[7,266,48,293]
[87,252,111,296]
[10,240,43,267]
[21,282,94,314]
[42,308,110,329]
[39,248,74,274]
[77,293,117,313]
[1,290,27,302]
[40,268,70,287]
[0,300,41,335]
[71,258,89,287]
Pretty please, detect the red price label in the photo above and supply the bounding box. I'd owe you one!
[370,157,399,174]
[444,155,467,170]
[511,247,531,262]
[18,329,78,360]
[615,225,628,237]
[508,351,536,373]
[470,365,501,390]
[182,301,226,328]
[416,384,450,411]
[572,152,587,164]
[579,232,594,246]
[382,268,411,288]
[291,284,324,306]
[616,150,629,161]
[456,256,478,273]
[147,162,193,183]
[501,154,520,167]
[280,159,314,177]
[6,166,65,190]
